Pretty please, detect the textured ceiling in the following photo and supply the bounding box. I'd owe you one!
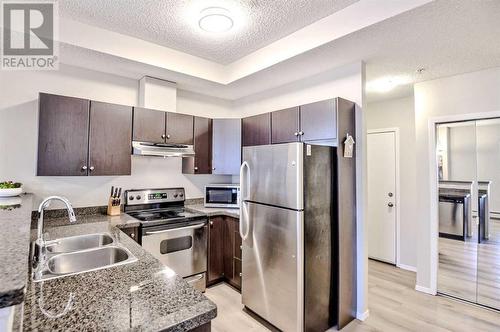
[59,0,358,65]
[57,0,500,103]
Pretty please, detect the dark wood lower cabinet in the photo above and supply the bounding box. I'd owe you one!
[121,226,140,243]
[207,216,241,291]
[207,216,225,284]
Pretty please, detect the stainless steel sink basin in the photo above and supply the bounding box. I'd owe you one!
[45,233,114,253]
[33,239,137,282]
[47,246,135,275]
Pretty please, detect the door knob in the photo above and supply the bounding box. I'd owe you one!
[388,202,394,207]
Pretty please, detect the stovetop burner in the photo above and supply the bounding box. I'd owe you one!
[126,207,203,224]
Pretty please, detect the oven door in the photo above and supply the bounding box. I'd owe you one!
[141,221,207,278]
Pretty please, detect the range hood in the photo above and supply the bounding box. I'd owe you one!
[132,141,195,157]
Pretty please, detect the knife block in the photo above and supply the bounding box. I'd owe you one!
[107,197,121,216]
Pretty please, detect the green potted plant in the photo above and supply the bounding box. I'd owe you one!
[0,181,23,197]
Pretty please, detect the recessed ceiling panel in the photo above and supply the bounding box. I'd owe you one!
[59,0,359,64]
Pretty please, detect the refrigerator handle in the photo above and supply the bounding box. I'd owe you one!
[239,161,251,241]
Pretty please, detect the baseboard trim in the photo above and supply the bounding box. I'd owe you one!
[415,284,435,295]
[397,263,417,272]
[356,309,370,321]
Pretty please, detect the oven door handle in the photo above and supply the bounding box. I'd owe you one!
[144,223,206,235]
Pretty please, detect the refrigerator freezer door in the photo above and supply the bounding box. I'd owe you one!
[242,143,303,210]
[241,202,304,332]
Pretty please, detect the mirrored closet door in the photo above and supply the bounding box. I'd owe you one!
[437,119,500,310]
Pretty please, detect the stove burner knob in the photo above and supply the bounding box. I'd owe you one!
[179,193,184,198]
[173,194,178,198]
[136,195,141,200]
[129,196,134,200]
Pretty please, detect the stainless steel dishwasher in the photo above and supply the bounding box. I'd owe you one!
[439,193,471,241]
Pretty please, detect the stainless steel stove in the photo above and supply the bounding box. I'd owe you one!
[124,188,208,291]
[126,207,204,224]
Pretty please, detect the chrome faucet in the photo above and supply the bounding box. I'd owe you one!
[37,196,77,246]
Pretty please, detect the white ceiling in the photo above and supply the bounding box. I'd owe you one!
[59,0,358,65]
[57,0,500,104]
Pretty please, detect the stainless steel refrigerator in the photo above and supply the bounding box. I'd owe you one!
[239,142,356,332]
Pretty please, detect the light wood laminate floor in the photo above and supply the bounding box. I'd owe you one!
[206,260,500,332]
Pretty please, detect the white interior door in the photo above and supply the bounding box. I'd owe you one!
[367,131,397,264]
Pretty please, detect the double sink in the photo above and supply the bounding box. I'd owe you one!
[33,233,137,282]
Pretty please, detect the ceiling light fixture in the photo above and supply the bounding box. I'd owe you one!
[198,7,234,33]
[366,75,411,93]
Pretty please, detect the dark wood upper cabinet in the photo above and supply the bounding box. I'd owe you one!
[207,216,225,285]
[88,101,132,176]
[37,93,90,176]
[183,116,212,174]
[132,107,166,143]
[166,112,194,145]
[242,113,271,146]
[271,106,300,144]
[299,99,337,142]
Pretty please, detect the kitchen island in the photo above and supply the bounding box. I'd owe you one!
[0,199,216,331]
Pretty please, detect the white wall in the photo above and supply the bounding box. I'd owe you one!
[177,90,235,118]
[365,96,417,269]
[233,63,363,116]
[0,64,232,210]
[414,66,500,293]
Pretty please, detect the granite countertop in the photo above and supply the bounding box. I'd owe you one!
[21,214,217,331]
[186,204,240,219]
[0,194,33,308]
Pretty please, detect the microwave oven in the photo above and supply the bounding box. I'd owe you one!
[204,184,240,209]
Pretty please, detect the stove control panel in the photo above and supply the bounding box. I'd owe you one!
[124,188,185,205]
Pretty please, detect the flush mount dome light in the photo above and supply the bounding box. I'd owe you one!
[366,75,411,93]
[198,7,234,33]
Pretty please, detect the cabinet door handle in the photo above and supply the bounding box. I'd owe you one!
[239,245,242,250]
[294,132,299,136]
[89,166,95,171]
[299,131,304,136]
[130,233,135,238]
[194,167,198,171]
[166,134,171,139]
[239,272,242,277]
[388,202,394,207]
[81,165,87,171]
[210,221,214,227]
[161,134,166,139]
[212,167,216,170]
